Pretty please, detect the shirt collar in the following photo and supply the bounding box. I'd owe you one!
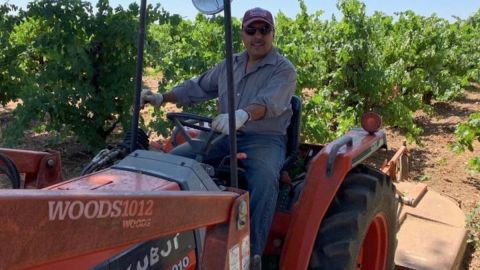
[234,48,278,68]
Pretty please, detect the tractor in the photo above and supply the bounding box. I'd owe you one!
[0,0,467,269]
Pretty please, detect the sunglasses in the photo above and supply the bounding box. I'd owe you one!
[243,26,273,36]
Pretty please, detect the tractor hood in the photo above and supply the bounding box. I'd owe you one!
[47,150,220,192]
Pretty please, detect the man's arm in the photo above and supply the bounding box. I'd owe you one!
[170,62,224,107]
[248,63,297,120]
[244,104,266,121]
[142,62,224,108]
[161,91,178,104]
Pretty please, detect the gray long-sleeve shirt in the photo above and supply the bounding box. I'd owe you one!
[171,48,297,135]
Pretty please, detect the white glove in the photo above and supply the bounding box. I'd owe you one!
[212,109,250,135]
[140,89,164,108]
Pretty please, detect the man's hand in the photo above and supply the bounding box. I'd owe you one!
[140,89,164,108]
[212,109,250,135]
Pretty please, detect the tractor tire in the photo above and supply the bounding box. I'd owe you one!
[309,165,397,270]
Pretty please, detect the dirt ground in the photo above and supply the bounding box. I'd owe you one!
[1,84,479,269]
[385,88,480,270]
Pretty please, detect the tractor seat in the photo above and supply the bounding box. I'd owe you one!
[283,95,302,172]
[215,95,302,185]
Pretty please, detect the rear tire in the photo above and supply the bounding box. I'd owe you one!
[309,165,397,270]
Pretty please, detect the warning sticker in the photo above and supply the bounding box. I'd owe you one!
[241,235,250,270]
[229,244,240,270]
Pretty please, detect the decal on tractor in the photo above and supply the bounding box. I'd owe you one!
[48,199,154,221]
[95,232,196,270]
[241,236,251,270]
[229,244,240,270]
[169,256,191,270]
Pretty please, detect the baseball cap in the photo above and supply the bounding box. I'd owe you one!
[242,7,274,28]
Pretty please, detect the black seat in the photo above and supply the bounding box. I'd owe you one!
[282,95,302,171]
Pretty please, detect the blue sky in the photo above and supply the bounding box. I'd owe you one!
[10,0,480,21]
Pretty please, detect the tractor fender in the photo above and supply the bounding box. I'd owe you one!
[280,129,388,270]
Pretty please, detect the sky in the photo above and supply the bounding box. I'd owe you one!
[9,0,480,21]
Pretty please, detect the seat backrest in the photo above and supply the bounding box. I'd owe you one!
[283,95,302,170]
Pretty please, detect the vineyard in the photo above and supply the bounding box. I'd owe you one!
[1,0,480,268]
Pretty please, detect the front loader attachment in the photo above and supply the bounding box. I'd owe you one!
[0,189,250,270]
[0,149,252,270]
[0,148,63,188]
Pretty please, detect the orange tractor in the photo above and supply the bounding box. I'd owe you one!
[0,1,467,269]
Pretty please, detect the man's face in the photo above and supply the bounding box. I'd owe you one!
[241,21,274,61]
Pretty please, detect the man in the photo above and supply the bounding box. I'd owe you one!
[141,7,297,259]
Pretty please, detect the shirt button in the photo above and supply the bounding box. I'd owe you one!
[237,93,240,96]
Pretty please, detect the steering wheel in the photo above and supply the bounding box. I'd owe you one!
[166,112,225,162]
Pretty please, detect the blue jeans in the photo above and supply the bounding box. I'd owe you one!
[171,133,287,255]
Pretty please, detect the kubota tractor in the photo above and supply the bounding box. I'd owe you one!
[0,1,467,269]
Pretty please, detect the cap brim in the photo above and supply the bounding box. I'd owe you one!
[242,18,274,28]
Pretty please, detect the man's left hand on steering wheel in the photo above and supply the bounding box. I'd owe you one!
[212,109,250,135]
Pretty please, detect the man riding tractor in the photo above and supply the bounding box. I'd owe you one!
[141,7,296,265]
